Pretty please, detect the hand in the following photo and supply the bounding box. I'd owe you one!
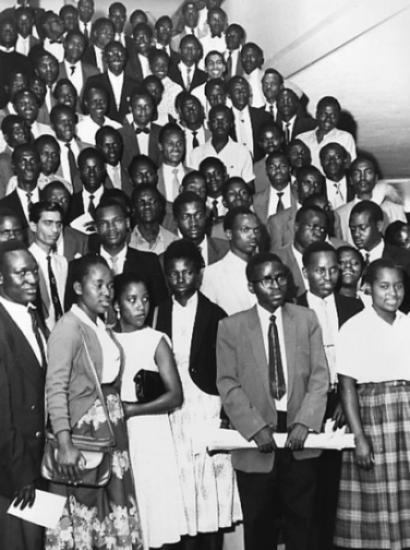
[122,401,140,419]
[332,401,346,429]
[253,426,276,453]
[285,423,309,450]
[354,434,374,470]
[13,483,36,510]
[57,442,83,483]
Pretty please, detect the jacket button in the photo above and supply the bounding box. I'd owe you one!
[35,431,42,438]
[30,404,36,411]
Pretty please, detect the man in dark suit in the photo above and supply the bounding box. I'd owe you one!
[228,76,271,162]
[276,87,316,145]
[154,15,180,66]
[83,41,139,123]
[125,22,153,82]
[0,18,32,92]
[95,126,133,197]
[224,23,245,79]
[58,30,98,99]
[119,87,162,170]
[260,68,284,122]
[0,240,47,550]
[15,6,40,56]
[168,35,207,93]
[108,2,133,52]
[82,17,114,72]
[297,241,363,550]
[217,251,329,550]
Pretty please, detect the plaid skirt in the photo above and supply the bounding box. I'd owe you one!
[45,385,144,550]
[334,381,410,549]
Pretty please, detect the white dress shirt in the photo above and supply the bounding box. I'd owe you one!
[57,138,81,183]
[178,61,195,90]
[29,242,68,331]
[198,235,209,266]
[15,34,30,56]
[100,244,128,276]
[129,225,177,255]
[264,101,278,121]
[201,250,256,315]
[281,115,297,143]
[257,303,288,411]
[298,127,357,172]
[232,106,254,156]
[206,195,227,219]
[157,77,182,125]
[267,185,292,217]
[0,296,46,365]
[16,186,40,223]
[133,122,151,156]
[82,185,104,215]
[161,163,186,202]
[76,114,121,144]
[291,244,304,280]
[64,59,83,96]
[244,68,264,108]
[326,176,348,210]
[199,33,226,69]
[93,45,105,73]
[172,291,198,365]
[336,307,410,383]
[182,125,206,158]
[306,291,339,384]
[360,238,384,264]
[107,70,124,109]
[106,163,122,190]
[138,53,151,79]
[43,37,64,62]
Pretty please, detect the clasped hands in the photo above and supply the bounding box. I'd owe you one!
[252,423,309,453]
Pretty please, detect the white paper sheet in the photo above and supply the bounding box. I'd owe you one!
[7,489,67,529]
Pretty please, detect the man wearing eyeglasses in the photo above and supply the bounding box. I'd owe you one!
[216,251,329,550]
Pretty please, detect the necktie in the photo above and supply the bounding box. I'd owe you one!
[322,298,337,385]
[211,199,219,222]
[268,314,286,400]
[83,22,89,40]
[47,254,63,321]
[192,130,199,148]
[363,251,370,267]
[226,50,232,78]
[27,307,47,368]
[190,27,195,36]
[26,191,33,205]
[88,194,96,218]
[135,127,150,134]
[334,182,344,201]
[172,168,180,199]
[276,192,284,213]
[269,104,274,121]
[70,65,75,76]
[110,254,121,275]
[186,67,192,90]
[65,142,77,183]
[285,122,291,144]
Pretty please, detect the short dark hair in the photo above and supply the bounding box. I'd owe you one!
[131,184,166,221]
[1,115,27,137]
[316,96,341,113]
[163,239,205,273]
[295,204,327,225]
[364,258,404,286]
[148,47,169,66]
[34,134,60,154]
[223,206,256,231]
[0,240,28,272]
[319,141,348,163]
[40,180,70,200]
[96,192,131,218]
[11,143,39,165]
[385,221,409,247]
[71,253,109,287]
[158,122,184,144]
[262,68,283,84]
[49,104,77,126]
[77,147,105,168]
[82,85,109,114]
[128,154,157,177]
[63,29,85,46]
[246,252,284,282]
[95,125,123,148]
[199,156,226,173]
[336,245,365,270]
[132,22,153,39]
[221,177,252,199]
[113,272,148,303]
[173,191,205,219]
[302,241,337,267]
[29,200,64,224]
[53,78,78,101]
[227,75,249,95]
[350,200,383,224]
[0,207,23,223]
[204,49,225,67]
[205,77,226,97]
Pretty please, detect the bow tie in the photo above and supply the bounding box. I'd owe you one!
[211,33,222,38]
[135,127,150,134]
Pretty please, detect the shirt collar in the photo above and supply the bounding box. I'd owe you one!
[172,290,198,310]
[256,302,282,324]
[100,243,127,263]
[307,290,335,308]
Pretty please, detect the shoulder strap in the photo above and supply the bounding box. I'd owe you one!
[80,329,116,445]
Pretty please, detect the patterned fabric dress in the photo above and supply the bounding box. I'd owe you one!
[334,382,410,549]
[45,386,143,550]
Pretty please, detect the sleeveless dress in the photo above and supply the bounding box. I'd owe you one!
[116,327,187,549]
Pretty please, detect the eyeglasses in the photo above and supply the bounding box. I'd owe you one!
[302,223,326,234]
[252,273,288,288]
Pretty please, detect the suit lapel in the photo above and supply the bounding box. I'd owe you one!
[247,307,272,402]
[189,293,208,367]
[282,304,296,402]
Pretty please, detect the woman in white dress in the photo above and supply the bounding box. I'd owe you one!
[113,273,186,550]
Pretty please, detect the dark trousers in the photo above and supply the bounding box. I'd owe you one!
[0,494,44,550]
[236,452,318,550]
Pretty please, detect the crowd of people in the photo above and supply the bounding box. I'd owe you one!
[0,1,410,550]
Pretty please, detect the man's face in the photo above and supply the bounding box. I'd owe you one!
[223,180,252,209]
[208,108,231,138]
[64,34,85,64]
[277,89,299,119]
[95,23,114,49]
[349,211,381,251]
[99,132,122,166]
[262,73,282,103]
[52,110,76,142]
[229,79,249,110]
[0,249,38,305]
[205,52,225,79]
[159,130,185,166]
[202,162,226,197]
[350,159,377,197]
[208,11,225,36]
[295,210,327,250]
[0,22,17,48]
[109,6,126,33]
[105,43,126,75]
[180,37,200,66]
[317,103,339,134]
[35,54,59,86]
[134,188,161,224]
[14,92,38,124]
[321,144,346,180]
[78,0,94,23]
[44,186,70,216]
[55,83,77,109]
[86,87,108,120]
[303,251,339,299]
[241,45,261,75]
[206,83,226,108]
[38,142,60,175]
[165,257,198,300]
[133,28,151,55]
[0,216,24,242]
[259,128,283,155]
[132,95,154,127]
[156,18,172,45]
[31,210,63,249]
[61,9,79,32]
[7,72,28,99]
[6,122,30,148]
[150,55,169,80]
[225,26,242,51]
[180,97,202,127]
[227,213,260,256]
[176,200,207,243]
[16,12,33,38]
[79,154,106,192]
[14,149,40,184]
[129,160,158,187]
[266,154,290,191]
[249,260,288,312]
[183,2,199,28]
[96,205,130,249]
[297,170,323,202]
[183,176,207,201]
[29,77,46,104]
[288,141,311,170]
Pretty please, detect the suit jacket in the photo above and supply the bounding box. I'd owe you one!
[82,44,100,71]
[0,149,13,199]
[168,63,208,92]
[297,292,363,328]
[0,304,46,498]
[216,303,329,473]
[207,236,230,265]
[230,106,272,162]
[266,201,299,251]
[124,49,147,82]
[253,185,298,226]
[119,121,162,169]
[104,165,133,198]
[58,60,99,97]
[155,292,226,394]
[277,113,317,141]
[156,163,190,233]
[63,225,89,262]
[275,242,306,298]
[83,72,139,123]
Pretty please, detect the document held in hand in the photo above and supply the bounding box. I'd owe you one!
[8,489,67,529]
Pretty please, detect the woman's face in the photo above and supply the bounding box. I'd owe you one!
[116,281,149,332]
[338,249,363,288]
[371,267,404,316]
[76,263,113,317]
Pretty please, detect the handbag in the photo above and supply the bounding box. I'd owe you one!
[133,369,166,403]
[41,333,116,488]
